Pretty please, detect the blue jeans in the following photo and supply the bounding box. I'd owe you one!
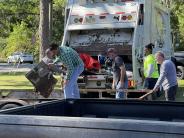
[64,64,84,99]
[115,80,128,99]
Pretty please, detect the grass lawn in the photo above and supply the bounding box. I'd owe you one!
[0,72,61,90]
[178,80,184,87]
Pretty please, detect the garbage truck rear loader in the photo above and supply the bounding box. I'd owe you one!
[62,0,174,90]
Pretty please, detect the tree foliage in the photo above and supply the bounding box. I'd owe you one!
[0,0,65,60]
[5,22,35,55]
[0,0,183,60]
[170,0,184,49]
[0,0,40,59]
[52,0,66,44]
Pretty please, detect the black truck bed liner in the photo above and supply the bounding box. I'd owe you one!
[0,99,184,138]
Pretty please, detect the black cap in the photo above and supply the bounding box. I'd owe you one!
[145,43,154,50]
[49,43,59,51]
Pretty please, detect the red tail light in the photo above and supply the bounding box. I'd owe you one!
[128,80,135,88]
[122,15,127,20]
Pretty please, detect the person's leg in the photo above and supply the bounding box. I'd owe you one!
[73,82,80,98]
[143,78,155,100]
[64,66,80,99]
[143,78,149,89]
[64,79,75,99]
[148,78,158,99]
[70,64,84,98]
[165,85,178,101]
[116,80,128,99]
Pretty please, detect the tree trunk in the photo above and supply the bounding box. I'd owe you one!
[39,0,52,61]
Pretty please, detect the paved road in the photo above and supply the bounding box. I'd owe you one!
[0,63,34,72]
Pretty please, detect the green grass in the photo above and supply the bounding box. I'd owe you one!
[0,72,61,90]
[178,80,184,87]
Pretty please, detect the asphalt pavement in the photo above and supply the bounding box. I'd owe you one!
[0,63,34,72]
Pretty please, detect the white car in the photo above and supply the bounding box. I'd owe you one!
[7,52,33,64]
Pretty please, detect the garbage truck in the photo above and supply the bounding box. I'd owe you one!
[62,0,174,90]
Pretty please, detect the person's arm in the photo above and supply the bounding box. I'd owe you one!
[119,65,126,84]
[53,57,60,64]
[147,64,154,78]
[112,77,115,89]
[117,57,126,88]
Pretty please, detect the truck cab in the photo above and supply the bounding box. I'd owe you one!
[62,0,173,90]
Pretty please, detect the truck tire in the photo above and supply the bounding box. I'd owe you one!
[1,104,21,110]
[176,66,184,80]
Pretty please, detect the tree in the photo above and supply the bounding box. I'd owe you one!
[52,0,66,43]
[39,0,51,60]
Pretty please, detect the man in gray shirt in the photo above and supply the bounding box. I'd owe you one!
[153,51,178,101]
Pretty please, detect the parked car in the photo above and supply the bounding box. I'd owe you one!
[7,52,33,64]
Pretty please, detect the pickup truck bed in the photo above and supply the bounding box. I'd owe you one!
[0,99,184,138]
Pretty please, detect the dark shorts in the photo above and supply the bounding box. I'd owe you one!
[144,78,160,99]
[143,78,158,89]
[165,85,178,101]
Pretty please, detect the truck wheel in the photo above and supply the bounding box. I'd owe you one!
[176,66,184,80]
[1,104,21,110]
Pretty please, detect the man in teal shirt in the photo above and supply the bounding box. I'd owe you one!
[49,43,84,99]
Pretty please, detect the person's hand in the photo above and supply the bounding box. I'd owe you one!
[64,80,69,86]
[153,87,159,92]
[48,63,54,69]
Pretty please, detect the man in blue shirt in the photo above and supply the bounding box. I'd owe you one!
[153,51,178,101]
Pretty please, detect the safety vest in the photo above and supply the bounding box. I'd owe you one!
[144,54,159,78]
